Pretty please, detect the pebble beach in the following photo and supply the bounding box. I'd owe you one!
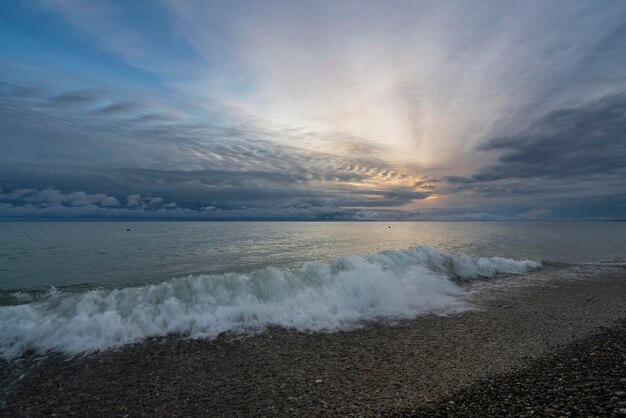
[2,265,625,417]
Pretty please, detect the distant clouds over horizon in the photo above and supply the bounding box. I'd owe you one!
[1,0,625,220]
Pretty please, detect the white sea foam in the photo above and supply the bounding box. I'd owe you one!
[0,246,540,359]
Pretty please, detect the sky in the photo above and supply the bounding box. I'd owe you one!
[0,0,625,220]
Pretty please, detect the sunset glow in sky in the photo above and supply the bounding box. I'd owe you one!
[1,0,625,220]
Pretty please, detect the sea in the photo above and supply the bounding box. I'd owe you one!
[0,221,625,359]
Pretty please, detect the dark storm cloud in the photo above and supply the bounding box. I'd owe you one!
[477,93,626,180]
[446,93,626,201]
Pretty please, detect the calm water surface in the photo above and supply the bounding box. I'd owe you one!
[0,221,625,291]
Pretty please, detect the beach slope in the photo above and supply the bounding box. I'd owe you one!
[2,266,626,416]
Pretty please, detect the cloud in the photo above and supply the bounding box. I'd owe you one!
[427,212,511,221]
[0,188,38,200]
[0,187,121,207]
[166,0,626,172]
[0,197,405,220]
[0,74,432,217]
[0,184,521,221]
[125,194,168,208]
[100,196,120,207]
[97,102,143,115]
[31,0,626,171]
[65,191,120,207]
[476,93,626,181]
[517,209,553,220]
[126,194,143,207]
[30,0,197,75]
[3,2,626,220]
[33,187,65,204]
[445,92,626,205]
[50,90,101,107]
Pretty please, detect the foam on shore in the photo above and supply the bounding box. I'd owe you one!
[0,246,540,358]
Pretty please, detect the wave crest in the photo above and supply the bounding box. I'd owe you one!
[0,246,540,358]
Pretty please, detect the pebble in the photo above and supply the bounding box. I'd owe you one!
[410,319,626,417]
[3,277,626,417]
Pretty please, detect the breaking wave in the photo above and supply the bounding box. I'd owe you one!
[0,246,540,358]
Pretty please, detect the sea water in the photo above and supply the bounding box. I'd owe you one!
[0,221,624,358]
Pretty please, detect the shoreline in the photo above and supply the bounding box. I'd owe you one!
[2,266,626,416]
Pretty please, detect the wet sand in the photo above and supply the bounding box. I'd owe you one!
[2,264,626,417]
